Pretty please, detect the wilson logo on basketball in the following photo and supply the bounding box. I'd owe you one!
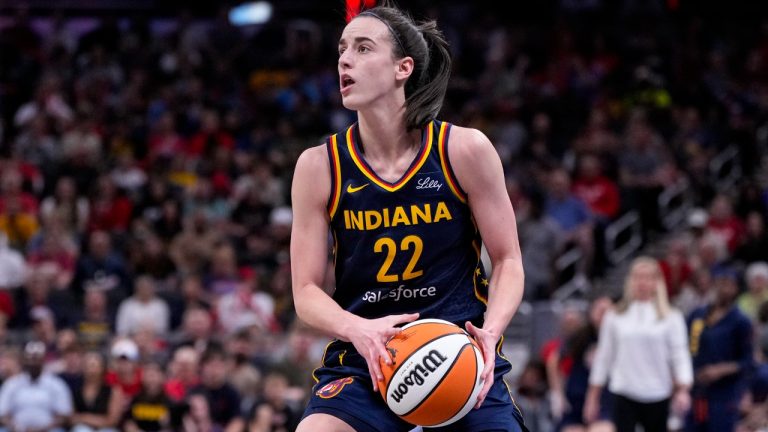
[390,350,448,403]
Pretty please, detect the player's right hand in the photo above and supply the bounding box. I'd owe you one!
[345,312,419,392]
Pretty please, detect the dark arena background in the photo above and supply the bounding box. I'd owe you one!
[0,0,767,431]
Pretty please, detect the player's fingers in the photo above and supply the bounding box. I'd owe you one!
[369,348,385,391]
[383,326,402,338]
[391,312,419,326]
[480,351,495,382]
[377,339,393,366]
[371,350,386,384]
[474,376,493,409]
[464,321,477,336]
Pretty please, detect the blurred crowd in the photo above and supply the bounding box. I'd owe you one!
[0,0,767,431]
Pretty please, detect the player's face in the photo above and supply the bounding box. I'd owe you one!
[338,17,403,110]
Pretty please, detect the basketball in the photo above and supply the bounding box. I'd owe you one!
[378,318,484,427]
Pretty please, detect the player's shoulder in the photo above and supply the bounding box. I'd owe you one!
[442,123,498,170]
[295,143,329,172]
[444,124,493,153]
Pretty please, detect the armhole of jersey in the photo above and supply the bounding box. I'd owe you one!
[437,121,468,203]
[326,134,343,219]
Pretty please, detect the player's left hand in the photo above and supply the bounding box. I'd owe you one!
[465,321,497,409]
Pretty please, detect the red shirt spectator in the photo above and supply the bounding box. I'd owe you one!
[87,176,133,233]
[706,194,745,252]
[186,109,234,157]
[572,154,620,221]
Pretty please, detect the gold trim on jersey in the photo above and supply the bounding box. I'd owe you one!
[312,340,335,383]
[437,121,468,203]
[347,121,434,192]
[328,134,343,219]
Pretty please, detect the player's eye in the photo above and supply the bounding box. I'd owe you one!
[358,45,370,53]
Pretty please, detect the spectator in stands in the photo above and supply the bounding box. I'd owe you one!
[0,232,27,291]
[511,360,553,432]
[70,351,124,432]
[0,348,21,388]
[706,194,745,254]
[249,368,302,432]
[0,341,72,432]
[687,267,754,432]
[675,267,716,318]
[572,154,620,223]
[735,211,768,265]
[0,168,38,216]
[123,360,174,432]
[204,242,241,297]
[0,195,39,251]
[586,257,692,432]
[190,348,244,432]
[737,262,768,322]
[217,268,277,335]
[75,288,113,351]
[659,237,694,301]
[545,167,595,279]
[115,275,170,337]
[169,210,222,276]
[736,331,768,432]
[38,176,89,235]
[26,215,77,283]
[552,296,615,432]
[110,151,147,198]
[87,175,133,234]
[105,338,143,399]
[164,346,200,403]
[181,392,217,432]
[618,111,674,239]
[172,307,216,356]
[70,230,130,305]
[128,233,177,288]
[519,189,562,300]
[13,114,59,171]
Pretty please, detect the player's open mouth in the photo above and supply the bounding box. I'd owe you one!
[340,75,355,94]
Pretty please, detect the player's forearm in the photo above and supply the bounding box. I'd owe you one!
[482,257,524,340]
[294,283,361,341]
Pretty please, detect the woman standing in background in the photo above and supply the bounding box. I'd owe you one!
[585,257,693,432]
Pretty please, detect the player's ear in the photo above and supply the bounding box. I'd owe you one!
[395,56,414,81]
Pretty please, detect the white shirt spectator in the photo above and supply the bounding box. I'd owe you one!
[116,296,170,336]
[0,372,72,431]
[590,302,693,402]
[217,290,276,334]
[0,233,26,288]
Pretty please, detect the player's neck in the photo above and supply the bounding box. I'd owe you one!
[357,108,420,161]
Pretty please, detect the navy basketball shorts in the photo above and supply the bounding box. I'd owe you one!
[303,341,529,432]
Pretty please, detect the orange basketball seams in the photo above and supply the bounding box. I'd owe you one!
[378,319,484,427]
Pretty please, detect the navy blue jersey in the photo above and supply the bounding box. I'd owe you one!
[687,305,753,398]
[325,120,488,324]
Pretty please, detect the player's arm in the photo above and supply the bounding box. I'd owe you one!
[449,126,525,407]
[290,146,417,390]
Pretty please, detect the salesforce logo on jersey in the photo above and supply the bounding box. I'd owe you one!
[363,285,437,303]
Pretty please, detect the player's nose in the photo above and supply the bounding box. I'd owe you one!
[338,50,353,69]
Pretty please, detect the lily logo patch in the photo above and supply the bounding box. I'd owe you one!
[316,377,354,399]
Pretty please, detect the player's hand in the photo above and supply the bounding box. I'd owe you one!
[465,321,497,409]
[346,313,419,392]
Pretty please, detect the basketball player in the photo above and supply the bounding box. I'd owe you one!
[290,3,527,431]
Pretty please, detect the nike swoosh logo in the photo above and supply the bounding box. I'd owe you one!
[346,183,370,193]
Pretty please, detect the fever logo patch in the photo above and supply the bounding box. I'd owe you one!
[316,377,354,399]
